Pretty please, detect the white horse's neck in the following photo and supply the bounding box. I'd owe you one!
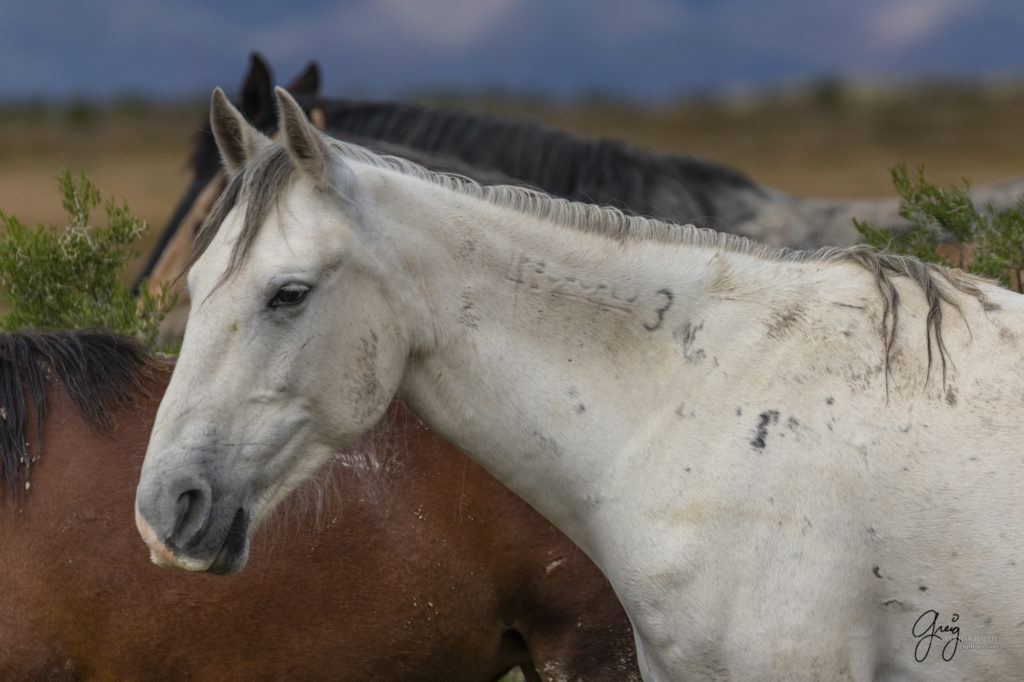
[359,162,845,562]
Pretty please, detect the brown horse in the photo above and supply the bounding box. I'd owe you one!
[0,332,637,680]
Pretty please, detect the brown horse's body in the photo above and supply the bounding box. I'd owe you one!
[0,343,636,680]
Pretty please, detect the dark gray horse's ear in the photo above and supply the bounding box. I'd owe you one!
[275,86,332,186]
[285,61,320,96]
[210,88,271,177]
[240,52,274,130]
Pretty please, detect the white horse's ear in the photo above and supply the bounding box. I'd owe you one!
[210,87,271,177]
[275,86,334,185]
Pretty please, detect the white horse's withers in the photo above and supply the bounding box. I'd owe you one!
[135,88,1024,680]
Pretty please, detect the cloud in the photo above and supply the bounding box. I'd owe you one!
[553,0,690,43]
[868,0,974,51]
[253,0,523,57]
[375,0,521,50]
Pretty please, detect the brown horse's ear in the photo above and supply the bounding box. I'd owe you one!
[285,61,320,96]
[275,86,333,186]
[240,52,275,130]
[210,88,271,177]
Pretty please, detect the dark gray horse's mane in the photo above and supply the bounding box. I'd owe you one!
[195,140,990,391]
[308,97,761,214]
[0,331,159,504]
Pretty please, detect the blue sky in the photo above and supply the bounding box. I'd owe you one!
[4,0,1024,102]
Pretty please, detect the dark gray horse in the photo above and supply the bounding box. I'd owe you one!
[292,87,1024,249]
[264,56,1024,249]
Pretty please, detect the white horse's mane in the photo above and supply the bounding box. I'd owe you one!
[194,138,993,385]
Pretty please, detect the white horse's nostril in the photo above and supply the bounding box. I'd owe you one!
[135,505,215,572]
[135,505,179,567]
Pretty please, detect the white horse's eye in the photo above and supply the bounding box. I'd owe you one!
[268,283,311,308]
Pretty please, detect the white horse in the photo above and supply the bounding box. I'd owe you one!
[135,88,1024,680]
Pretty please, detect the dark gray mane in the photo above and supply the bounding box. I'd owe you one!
[307,96,763,223]
[197,140,990,391]
[0,331,158,504]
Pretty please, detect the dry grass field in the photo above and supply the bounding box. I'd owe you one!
[1,80,1022,282]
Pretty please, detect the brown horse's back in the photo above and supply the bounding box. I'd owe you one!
[0,363,636,680]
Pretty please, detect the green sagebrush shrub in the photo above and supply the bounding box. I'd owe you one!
[855,162,1024,292]
[0,169,176,350]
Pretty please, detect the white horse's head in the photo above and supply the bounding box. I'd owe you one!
[134,88,412,574]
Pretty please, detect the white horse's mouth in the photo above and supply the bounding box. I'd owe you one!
[207,507,251,575]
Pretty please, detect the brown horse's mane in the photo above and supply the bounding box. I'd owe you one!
[0,331,160,504]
